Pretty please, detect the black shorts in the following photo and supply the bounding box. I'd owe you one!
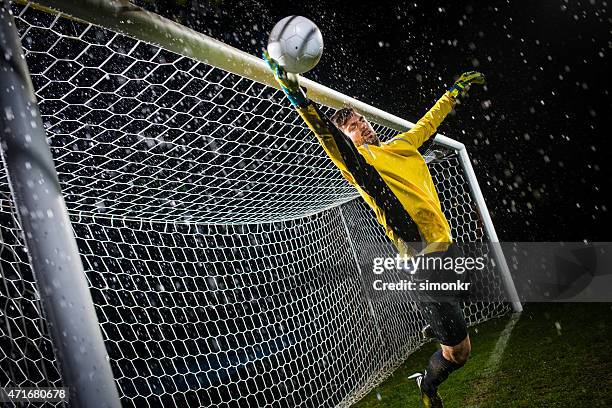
[413,244,468,346]
[420,301,467,346]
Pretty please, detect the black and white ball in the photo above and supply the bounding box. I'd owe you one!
[267,16,324,74]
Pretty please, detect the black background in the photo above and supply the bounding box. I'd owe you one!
[135,0,611,241]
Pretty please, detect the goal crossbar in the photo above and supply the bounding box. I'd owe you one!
[31,0,434,135]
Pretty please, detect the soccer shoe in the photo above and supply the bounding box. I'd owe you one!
[408,372,444,408]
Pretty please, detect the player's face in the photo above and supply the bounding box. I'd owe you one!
[342,112,380,147]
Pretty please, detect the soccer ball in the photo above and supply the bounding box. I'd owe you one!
[267,16,324,74]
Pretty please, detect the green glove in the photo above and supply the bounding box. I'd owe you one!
[262,49,309,108]
[449,71,486,99]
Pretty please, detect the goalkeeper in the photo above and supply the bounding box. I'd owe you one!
[264,50,485,408]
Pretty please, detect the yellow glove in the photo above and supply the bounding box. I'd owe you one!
[262,49,309,108]
[449,71,486,99]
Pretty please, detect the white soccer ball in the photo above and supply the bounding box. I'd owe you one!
[267,16,324,74]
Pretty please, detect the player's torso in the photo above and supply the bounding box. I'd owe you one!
[356,143,452,246]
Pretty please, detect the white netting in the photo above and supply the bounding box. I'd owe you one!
[0,4,510,408]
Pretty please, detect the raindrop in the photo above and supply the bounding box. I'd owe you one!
[4,107,14,120]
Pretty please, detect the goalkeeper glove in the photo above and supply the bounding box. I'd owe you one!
[448,71,486,99]
[262,49,309,108]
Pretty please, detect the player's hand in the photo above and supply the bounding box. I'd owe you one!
[262,49,309,108]
[448,71,486,99]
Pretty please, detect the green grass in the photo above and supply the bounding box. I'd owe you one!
[352,303,612,408]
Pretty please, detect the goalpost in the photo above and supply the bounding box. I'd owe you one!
[0,1,521,407]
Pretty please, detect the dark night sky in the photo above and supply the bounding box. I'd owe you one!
[136,0,611,241]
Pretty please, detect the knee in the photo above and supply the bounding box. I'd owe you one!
[450,345,471,365]
[443,337,471,365]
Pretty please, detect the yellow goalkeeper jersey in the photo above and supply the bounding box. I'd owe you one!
[297,91,456,255]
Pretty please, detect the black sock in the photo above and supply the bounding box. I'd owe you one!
[421,349,464,397]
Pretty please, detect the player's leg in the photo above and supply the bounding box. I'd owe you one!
[441,335,471,365]
[411,244,470,407]
[420,332,470,396]
[416,301,469,407]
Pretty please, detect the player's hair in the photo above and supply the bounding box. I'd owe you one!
[330,107,356,129]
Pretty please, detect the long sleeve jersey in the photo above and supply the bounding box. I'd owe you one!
[297,91,456,255]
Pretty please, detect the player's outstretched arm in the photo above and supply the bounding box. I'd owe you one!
[262,49,310,109]
[263,50,367,184]
[393,71,486,149]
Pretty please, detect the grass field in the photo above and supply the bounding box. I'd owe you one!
[352,303,612,408]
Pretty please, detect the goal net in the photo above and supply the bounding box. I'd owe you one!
[0,3,512,407]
